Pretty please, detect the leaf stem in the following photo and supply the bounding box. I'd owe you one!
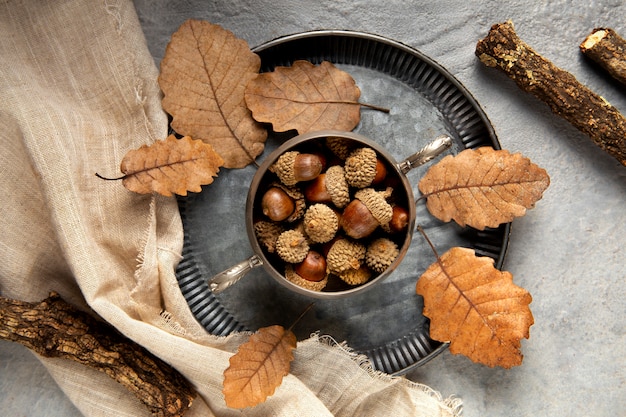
[287,302,315,332]
[359,102,391,113]
[95,172,127,181]
[416,225,440,260]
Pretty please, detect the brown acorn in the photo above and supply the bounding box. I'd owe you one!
[304,173,331,203]
[388,206,409,233]
[294,250,327,282]
[285,263,328,291]
[372,159,388,185]
[344,147,387,188]
[269,151,324,186]
[261,187,295,222]
[341,199,379,239]
[304,165,350,209]
[293,153,324,182]
[341,188,394,239]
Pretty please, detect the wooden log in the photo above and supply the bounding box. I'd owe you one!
[475,21,626,167]
[0,292,196,417]
[580,28,626,86]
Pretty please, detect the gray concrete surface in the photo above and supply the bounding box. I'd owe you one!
[1,0,625,416]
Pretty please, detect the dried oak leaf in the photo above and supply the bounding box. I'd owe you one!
[418,147,550,230]
[120,135,223,197]
[223,325,297,409]
[416,247,533,368]
[244,60,362,134]
[158,19,267,168]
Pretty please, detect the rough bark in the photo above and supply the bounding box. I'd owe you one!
[580,28,626,86]
[0,292,196,417]
[475,20,626,167]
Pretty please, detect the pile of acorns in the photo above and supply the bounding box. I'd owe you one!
[253,136,410,292]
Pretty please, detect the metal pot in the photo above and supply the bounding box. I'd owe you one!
[207,129,451,299]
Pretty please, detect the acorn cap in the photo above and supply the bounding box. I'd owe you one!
[269,151,299,186]
[324,165,350,208]
[285,264,328,291]
[276,229,310,263]
[269,181,305,222]
[254,220,284,253]
[269,151,323,185]
[338,265,372,286]
[354,187,393,228]
[303,204,339,243]
[344,147,378,188]
[365,237,400,273]
[325,136,354,160]
[326,238,366,275]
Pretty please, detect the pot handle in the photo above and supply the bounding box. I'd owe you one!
[207,254,264,294]
[397,135,452,174]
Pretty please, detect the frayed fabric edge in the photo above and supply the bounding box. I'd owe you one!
[311,332,463,417]
[132,194,156,286]
[143,323,463,415]
[159,309,187,337]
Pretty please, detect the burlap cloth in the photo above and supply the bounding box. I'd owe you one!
[0,1,461,415]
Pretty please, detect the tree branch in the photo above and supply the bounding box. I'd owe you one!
[0,292,196,417]
[580,27,626,86]
[475,20,626,167]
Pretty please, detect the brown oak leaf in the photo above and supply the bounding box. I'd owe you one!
[244,60,362,134]
[416,246,533,368]
[223,325,297,409]
[418,147,550,230]
[158,19,267,168]
[119,135,223,197]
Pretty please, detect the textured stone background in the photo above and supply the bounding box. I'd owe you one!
[1,1,625,416]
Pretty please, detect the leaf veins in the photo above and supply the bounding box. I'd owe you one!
[416,246,533,368]
[244,60,363,134]
[117,135,223,197]
[223,325,297,409]
[418,147,550,230]
[158,19,267,169]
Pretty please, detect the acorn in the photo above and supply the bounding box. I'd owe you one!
[341,187,394,239]
[261,183,305,223]
[276,229,310,263]
[326,237,366,275]
[285,262,328,291]
[338,265,372,286]
[304,174,331,203]
[365,237,400,273]
[261,187,294,222]
[295,250,328,282]
[269,151,324,186]
[325,136,355,160]
[304,165,350,208]
[344,147,387,188]
[382,205,410,234]
[372,159,387,185]
[388,205,410,233]
[254,220,284,253]
[303,203,339,243]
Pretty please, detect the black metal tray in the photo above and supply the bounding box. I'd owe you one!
[175,30,509,375]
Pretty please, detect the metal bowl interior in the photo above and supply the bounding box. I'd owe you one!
[246,130,416,299]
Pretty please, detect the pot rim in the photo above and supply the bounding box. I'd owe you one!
[245,129,417,299]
